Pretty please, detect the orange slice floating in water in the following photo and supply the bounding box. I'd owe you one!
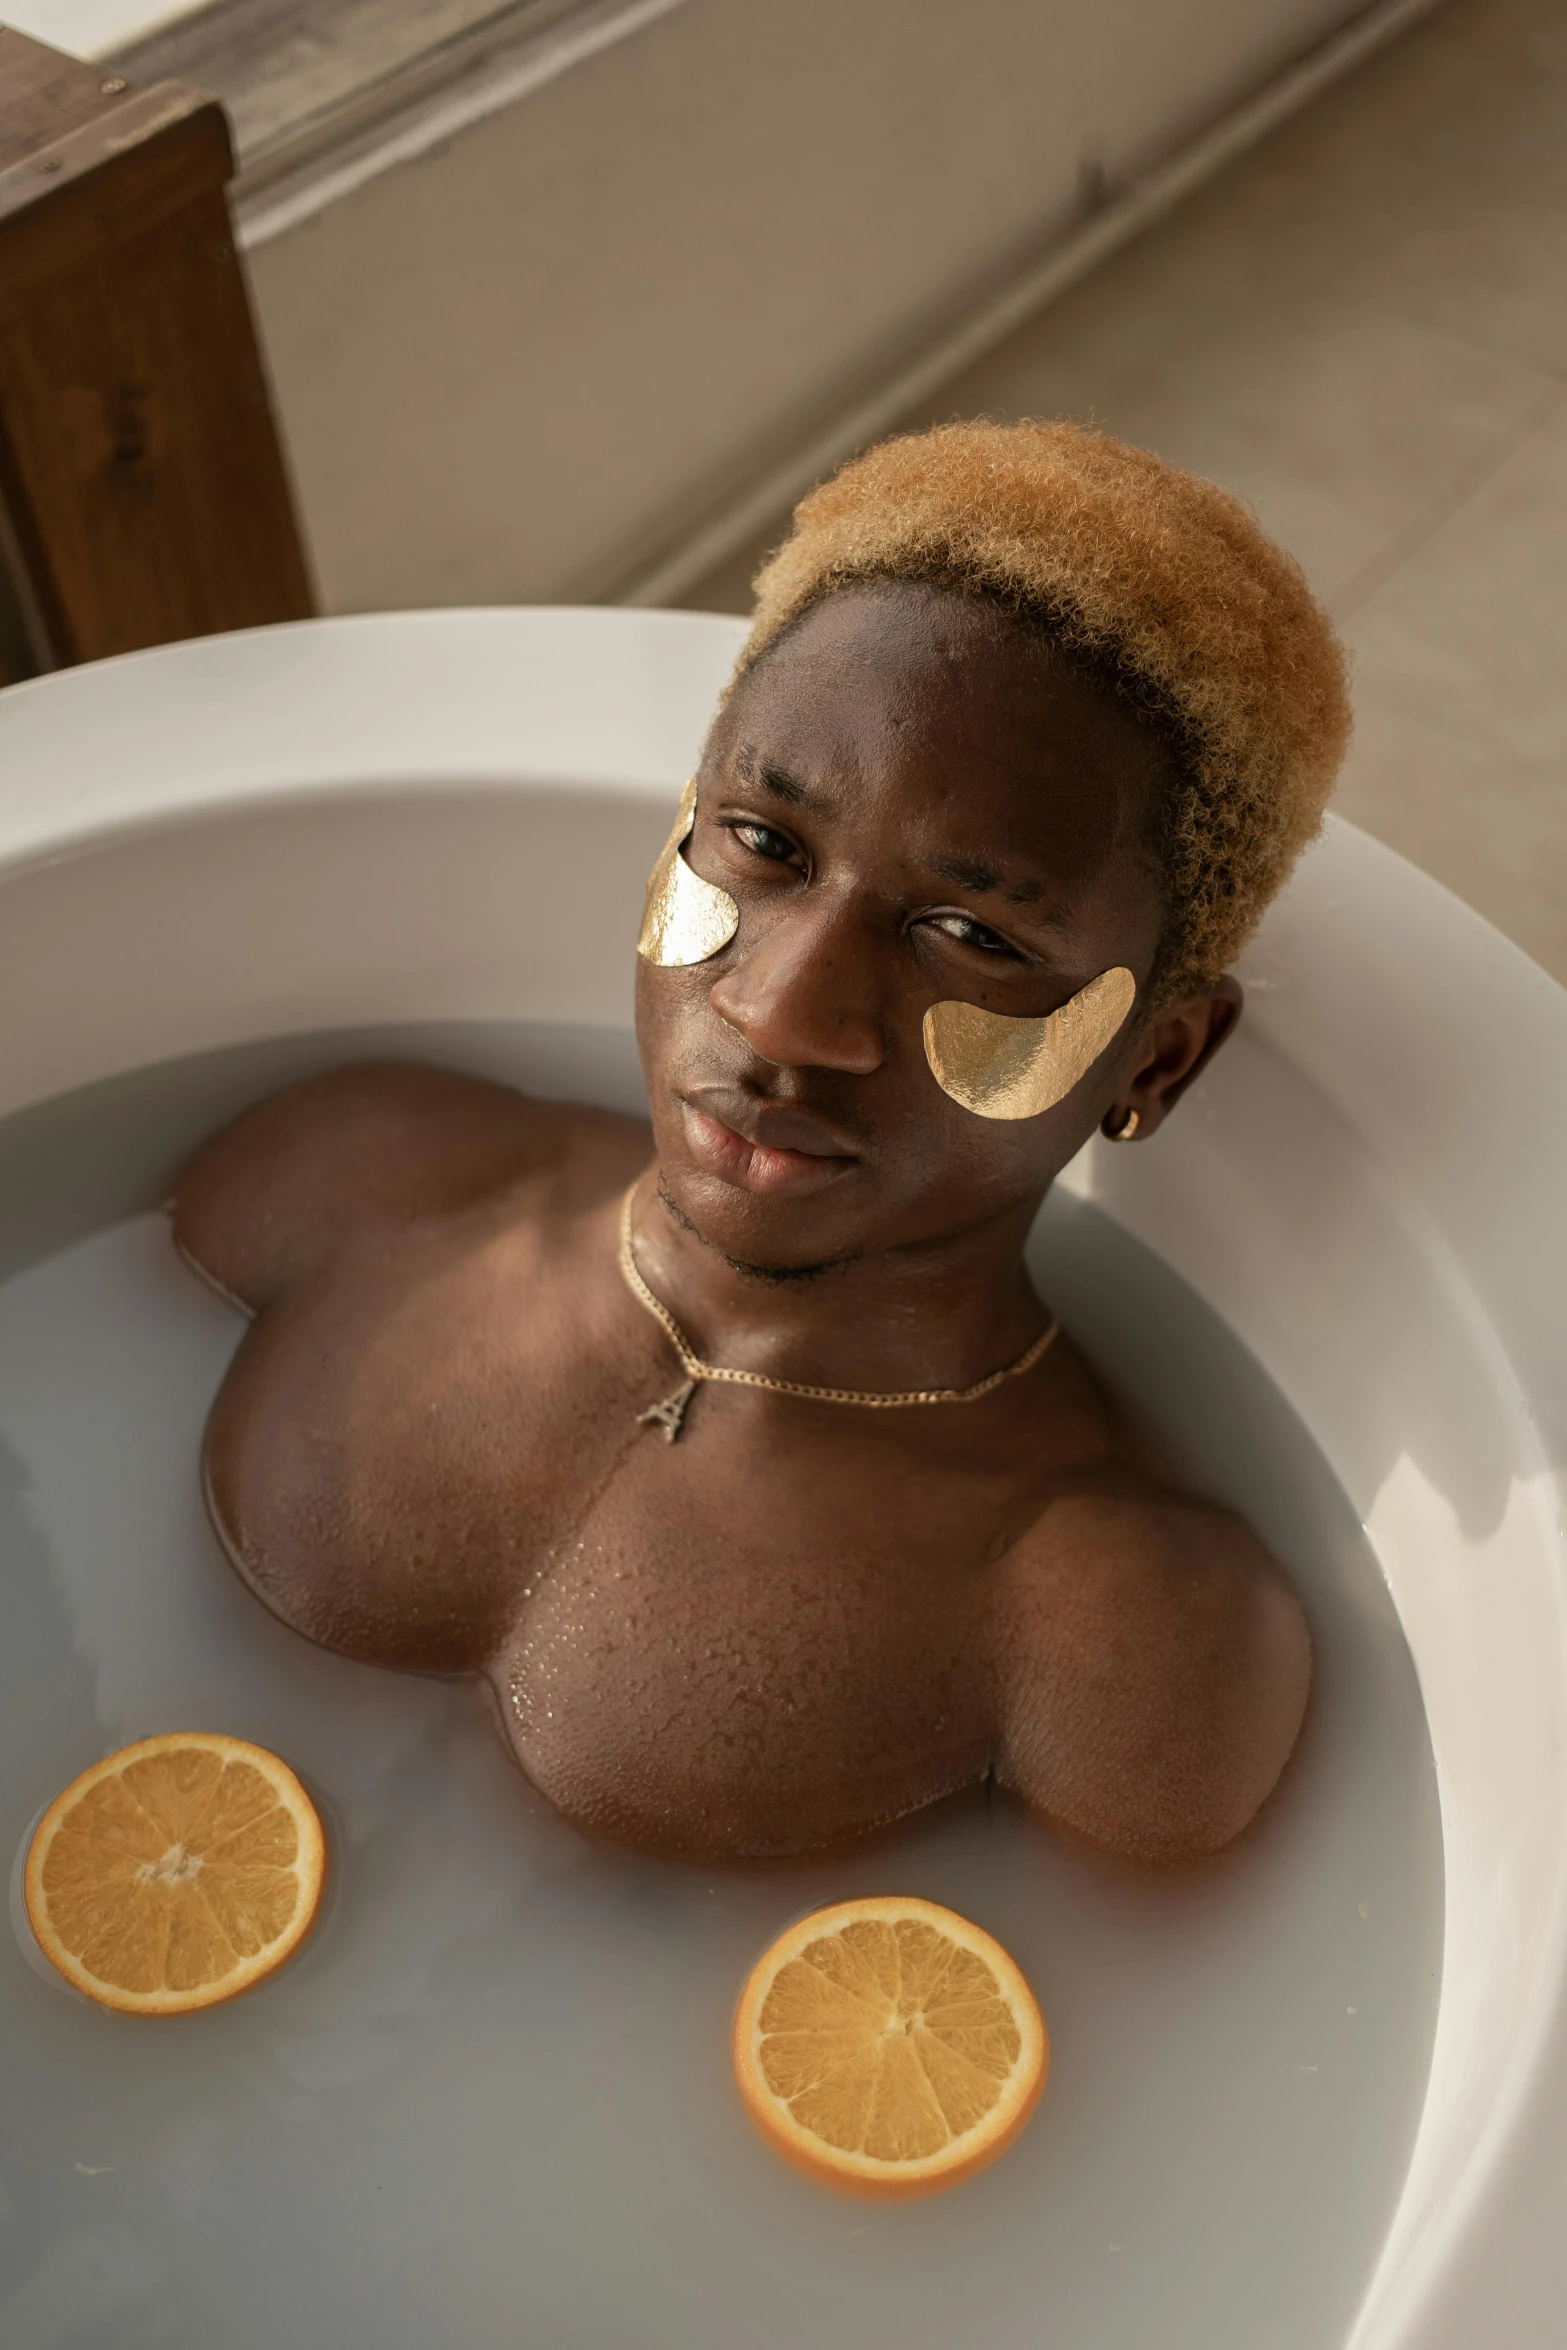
[24,1732,325,2015]
[733,1895,1047,2198]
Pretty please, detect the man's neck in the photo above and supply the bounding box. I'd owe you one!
[626,1171,1049,1396]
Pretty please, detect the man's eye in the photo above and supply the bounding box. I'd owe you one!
[926,912,1020,956]
[732,821,798,863]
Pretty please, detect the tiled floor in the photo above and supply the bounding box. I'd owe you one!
[680,0,1567,984]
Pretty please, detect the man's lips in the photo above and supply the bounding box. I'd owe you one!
[678,1090,860,1197]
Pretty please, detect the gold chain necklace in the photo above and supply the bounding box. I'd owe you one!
[617,1184,1059,1442]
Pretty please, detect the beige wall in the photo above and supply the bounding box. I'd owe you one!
[243,0,1372,613]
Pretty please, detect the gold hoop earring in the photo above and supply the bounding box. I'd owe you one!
[1107,1106,1141,1141]
[636,779,740,967]
[923,967,1136,1121]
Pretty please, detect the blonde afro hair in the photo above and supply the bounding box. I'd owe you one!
[739,420,1351,1003]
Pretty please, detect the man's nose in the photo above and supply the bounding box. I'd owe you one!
[708,892,886,1075]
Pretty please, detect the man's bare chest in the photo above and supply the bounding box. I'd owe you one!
[203,1206,1105,1855]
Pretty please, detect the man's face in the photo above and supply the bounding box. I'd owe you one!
[634,581,1174,1272]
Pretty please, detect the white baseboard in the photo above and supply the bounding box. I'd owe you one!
[112,0,694,242]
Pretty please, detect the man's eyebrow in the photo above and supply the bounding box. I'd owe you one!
[931,852,1044,907]
[733,745,810,805]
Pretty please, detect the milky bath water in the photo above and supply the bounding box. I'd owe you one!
[0,1024,1442,2350]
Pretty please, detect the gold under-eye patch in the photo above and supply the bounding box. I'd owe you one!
[636,779,741,966]
[923,966,1137,1120]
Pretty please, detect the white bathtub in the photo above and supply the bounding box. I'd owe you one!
[1,607,1563,2347]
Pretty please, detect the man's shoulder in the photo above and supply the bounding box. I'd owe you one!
[993,1468,1312,1859]
[1003,1467,1284,1606]
[171,1060,648,1310]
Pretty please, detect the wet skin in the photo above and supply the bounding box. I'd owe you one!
[174,583,1310,1865]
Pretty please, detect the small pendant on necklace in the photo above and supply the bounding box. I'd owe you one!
[638,1377,697,1443]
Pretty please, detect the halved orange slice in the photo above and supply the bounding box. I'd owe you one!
[24,1732,325,2015]
[734,1895,1047,2198]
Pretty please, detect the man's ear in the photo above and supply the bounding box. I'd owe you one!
[1100,976,1243,1141]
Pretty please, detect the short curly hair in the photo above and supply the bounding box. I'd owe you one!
[737,420,1351,1004]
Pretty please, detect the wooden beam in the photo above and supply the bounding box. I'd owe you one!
[0,24,312,682]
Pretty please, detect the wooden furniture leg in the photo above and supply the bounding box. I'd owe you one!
[0,24,312,684]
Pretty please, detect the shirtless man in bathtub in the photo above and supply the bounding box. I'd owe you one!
[171,421,1349,1867]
